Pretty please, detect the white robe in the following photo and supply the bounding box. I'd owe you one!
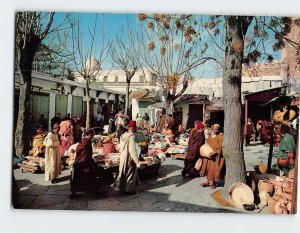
[112,131,140,192]
[43,132,61,181]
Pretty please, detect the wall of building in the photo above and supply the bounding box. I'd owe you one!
[75,69,156,86]
[242,62,281,77]
[15,72,125,130]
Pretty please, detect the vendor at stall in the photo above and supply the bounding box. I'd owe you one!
[277,124,296,176]
[112,120,141,195]
[30,126,48,157]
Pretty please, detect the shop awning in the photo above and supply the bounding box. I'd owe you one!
[261,95,295,106]
[244,87,282,103]
[175,94,208,105]
[129,89,158,100]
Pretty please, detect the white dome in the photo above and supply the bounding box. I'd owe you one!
[84,57,100,72]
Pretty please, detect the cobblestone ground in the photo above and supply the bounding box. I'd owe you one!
[14,142,278,213]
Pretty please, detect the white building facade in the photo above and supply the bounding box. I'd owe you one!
[14,72,125,130]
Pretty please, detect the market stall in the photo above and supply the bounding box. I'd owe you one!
[91,133,162,181]
[18,156,45,174]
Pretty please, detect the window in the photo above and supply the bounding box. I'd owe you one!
[139,75,144,83]
[103,76,107,83]
[115,76,118,83]
[151,74,157,86]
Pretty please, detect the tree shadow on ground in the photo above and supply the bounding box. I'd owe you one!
[13,170,260,214]
[55,175,71,183]
[15,181,246,213]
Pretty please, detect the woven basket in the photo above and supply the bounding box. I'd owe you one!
[228,183,254,208]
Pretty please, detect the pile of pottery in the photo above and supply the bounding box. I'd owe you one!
[258,169,294,214]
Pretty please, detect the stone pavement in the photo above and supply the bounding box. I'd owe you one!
[14,141,278,213]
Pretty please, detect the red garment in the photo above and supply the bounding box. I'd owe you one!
[183,129,205,177]
[167,117,175,130]
[75,137,93,165]
[102,141,117,155]
[59,120,74,156]
[71,137,97,194]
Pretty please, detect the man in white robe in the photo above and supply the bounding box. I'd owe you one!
[112,120,141,195]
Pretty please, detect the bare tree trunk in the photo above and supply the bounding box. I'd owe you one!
[124,80,130,117]
[15,35,41,157]
[222,16,252,199]
[166,98,174,115]
[85,81,91,129]
[15,74,32,157]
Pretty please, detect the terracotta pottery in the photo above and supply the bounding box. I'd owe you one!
[284,187,293,194]
[278,197,288,204]
[270,180,283,189]
[259,190,270,206]
[287,178,294,186]
[288,169,295,179]
[275,187,283,196]
[258,180,274,195]
[275,202,288,214]
[268,196,279,214]
[282,192,293,201]
[281,182,290,189]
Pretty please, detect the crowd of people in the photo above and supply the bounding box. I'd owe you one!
[26,107,297,198]
[245,117,298,147]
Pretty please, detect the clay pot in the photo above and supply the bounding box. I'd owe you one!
[287,178,294,186]
[288,169,295,179]
[282,192,293,201]
[278,197,288,204]
[284,187,293,194]
[268,196,279,214]
[270,180,284,189]
[275,187,283,196]
[275,202,288,214]
[281,182,290,189]
[258,180,274,195]
[259,190,270,206]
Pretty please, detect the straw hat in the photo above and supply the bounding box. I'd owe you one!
[228,183,254,208]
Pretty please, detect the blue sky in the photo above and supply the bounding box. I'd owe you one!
[45,12,282,79]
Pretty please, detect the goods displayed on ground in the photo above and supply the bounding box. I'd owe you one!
[263,169,295,214]
[16,124,297,214]
[245,168,295,214]
[90,133,163,177]
[147,133,188,160]
[18,156,45,173]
